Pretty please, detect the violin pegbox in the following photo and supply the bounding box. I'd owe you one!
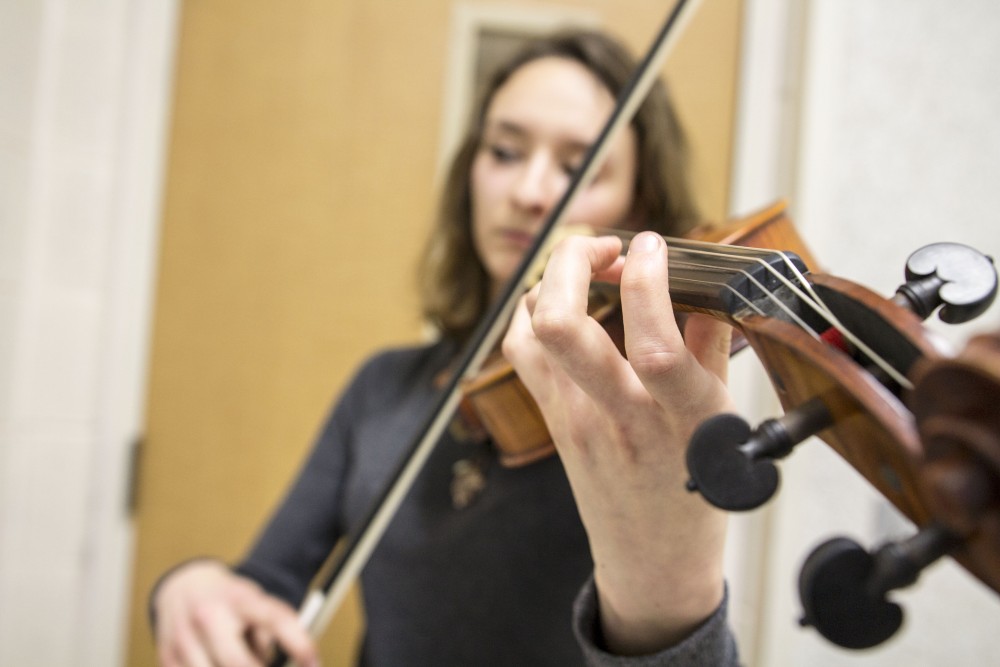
[683,241,999,649]
[797,331,1000,650]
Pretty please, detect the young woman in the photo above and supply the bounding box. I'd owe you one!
[151,29,738,667]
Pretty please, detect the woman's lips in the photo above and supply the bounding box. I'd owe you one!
[500,228,536,249]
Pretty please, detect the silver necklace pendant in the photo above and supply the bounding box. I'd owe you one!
[450,458,487,510]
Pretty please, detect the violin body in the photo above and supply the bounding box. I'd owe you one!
[458,200,817,467]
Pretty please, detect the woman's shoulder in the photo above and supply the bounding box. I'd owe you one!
[352,337,457,390]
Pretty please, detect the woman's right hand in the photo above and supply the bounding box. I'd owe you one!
[153,560,319,667]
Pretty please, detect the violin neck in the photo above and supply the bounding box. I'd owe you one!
[596,227,812,320]
[661,241,811,320]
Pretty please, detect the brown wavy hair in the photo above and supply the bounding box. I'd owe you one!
[417,29,700,342]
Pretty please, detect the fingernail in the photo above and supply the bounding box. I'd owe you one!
[628,231,661,255]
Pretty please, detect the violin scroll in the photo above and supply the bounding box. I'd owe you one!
[910,330,1000,579]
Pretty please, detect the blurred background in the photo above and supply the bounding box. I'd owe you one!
[1,1,997,665]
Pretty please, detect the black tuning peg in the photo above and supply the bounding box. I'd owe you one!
[894,242,997,324]
[685,399,831,511]
[797,523,961,649]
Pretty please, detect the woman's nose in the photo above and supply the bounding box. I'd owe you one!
[511,157,562,214]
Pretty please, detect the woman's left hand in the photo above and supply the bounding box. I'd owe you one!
[503,231,734,655]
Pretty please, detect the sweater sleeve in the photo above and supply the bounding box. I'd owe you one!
[573,577,741,667]
[232,361,371,606]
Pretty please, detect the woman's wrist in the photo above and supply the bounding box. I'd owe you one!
[148,556,226,631]
[595,567,725,655]
[590,510,727,655]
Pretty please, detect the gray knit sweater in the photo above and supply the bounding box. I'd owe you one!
[234,341,739,666]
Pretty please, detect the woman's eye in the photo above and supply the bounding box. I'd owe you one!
[562,162,582,178]
[488,144,520,163]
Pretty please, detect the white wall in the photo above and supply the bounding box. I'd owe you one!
[0,1,177,664]
[730,1,1000,665]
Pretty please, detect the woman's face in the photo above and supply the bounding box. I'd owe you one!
[470,57,638,295]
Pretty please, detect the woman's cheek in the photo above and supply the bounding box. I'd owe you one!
[567,189,619,228]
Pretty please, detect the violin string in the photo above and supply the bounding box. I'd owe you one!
[666,262,820,335]
[655,245,914,389]
[669,245,836,329]
[601,228,914,387]
[666,275,768,317]
[744,250,915,390]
